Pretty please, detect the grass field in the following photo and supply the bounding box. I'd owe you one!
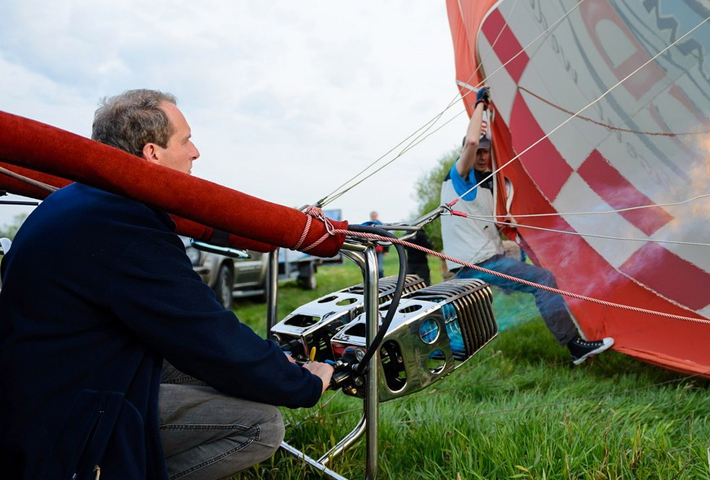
[232,254,710,480]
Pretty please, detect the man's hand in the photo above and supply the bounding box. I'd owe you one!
[303,361,335,394]
[475,86,490,110]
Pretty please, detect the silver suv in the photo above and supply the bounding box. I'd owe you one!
[182,238,320,309]
[183,237,236,310]
[0,237,10,291]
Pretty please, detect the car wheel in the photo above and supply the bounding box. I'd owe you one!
[213,264,234,310]
[297,264,317,290]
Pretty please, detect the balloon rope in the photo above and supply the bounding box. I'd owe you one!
[319,110,461,208]
[519,86,710,137]
[472,193,710,219]
[447,192,710,247]
[337,229,710,326]
[0,166,58,193]
[316,0,584,209]
[447,210,710,248]
[316,112,448,208]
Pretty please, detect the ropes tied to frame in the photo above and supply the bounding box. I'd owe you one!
[292,206,336,253]
[333,228,710,327]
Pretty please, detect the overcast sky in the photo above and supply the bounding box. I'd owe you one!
[0,0,469,230]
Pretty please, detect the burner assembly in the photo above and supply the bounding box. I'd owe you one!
[272,276,497,401]
[329,278,497,401]
[271,274,427,363]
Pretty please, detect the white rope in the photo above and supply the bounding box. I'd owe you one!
[488,193,710,219]
[445,211,710,248]
[337,228,710,326]
[318,0,537,208]
[324,0,590,209]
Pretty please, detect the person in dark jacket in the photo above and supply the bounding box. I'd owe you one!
[0,89,333,480]
[366,210,387,278]
[404,229,434,286]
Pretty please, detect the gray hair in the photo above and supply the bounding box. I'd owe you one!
[91,89,177,157]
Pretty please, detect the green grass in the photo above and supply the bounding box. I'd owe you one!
[231,255,710,480]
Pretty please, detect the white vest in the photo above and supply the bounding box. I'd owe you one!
[441,167,503,270]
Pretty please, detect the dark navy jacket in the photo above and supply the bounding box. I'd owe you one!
[0,183,323,479]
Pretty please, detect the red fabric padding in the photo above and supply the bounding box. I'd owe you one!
[0,111,347,257]
[0,162,70,197]
[171,217,276,253]
[0,162,277,253]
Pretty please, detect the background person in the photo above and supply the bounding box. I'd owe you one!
[440,86,613,365]
[0,89,333,480]
[405,228,433,286]
[364,210,387,278]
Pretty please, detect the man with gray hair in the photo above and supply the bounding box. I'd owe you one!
[0,89,333,480]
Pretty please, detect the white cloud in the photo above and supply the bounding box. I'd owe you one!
[0,0,469,228]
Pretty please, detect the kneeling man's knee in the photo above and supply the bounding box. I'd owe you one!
[257,405,285,458]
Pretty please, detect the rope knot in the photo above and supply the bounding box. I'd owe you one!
[292,206,336,253]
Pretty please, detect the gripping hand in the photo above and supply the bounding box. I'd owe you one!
[475,86,490,110]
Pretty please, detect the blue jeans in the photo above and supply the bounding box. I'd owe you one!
[456,254,578,345]
[376,251,385,278]
[159,362,284,480]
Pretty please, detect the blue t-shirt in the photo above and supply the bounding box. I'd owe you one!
[445,161,493,202]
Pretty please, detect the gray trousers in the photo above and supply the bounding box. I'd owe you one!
[159,362,285,480]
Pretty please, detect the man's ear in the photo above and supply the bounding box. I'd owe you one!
[142,143,161,165]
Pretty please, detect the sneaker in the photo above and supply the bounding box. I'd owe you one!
[568,336,614,365]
